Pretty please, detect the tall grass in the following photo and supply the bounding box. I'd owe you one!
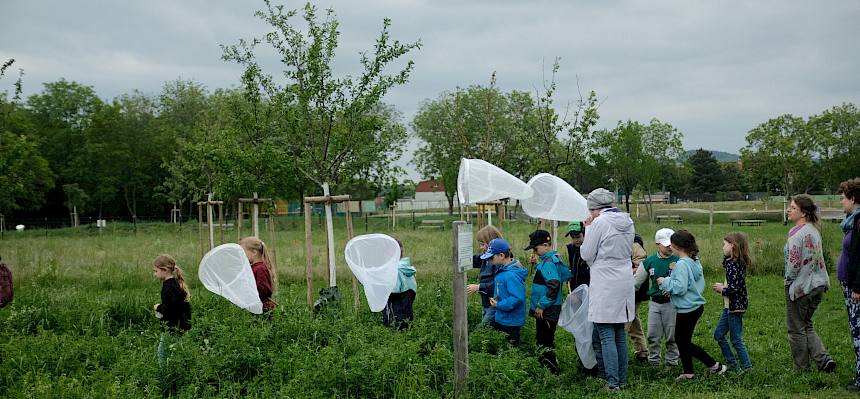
[0,219,855,398]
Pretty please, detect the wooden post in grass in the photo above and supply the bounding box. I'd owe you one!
[238,192,272,239]
[197,194,224,254]
[303,190,358,308]
[344,201,359,307]
[0,214,4,240]
[709,204,714,232]
[452,221,471,396]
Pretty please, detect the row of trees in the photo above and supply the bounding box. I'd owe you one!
[0,1,419,220]
[412,67,860,213]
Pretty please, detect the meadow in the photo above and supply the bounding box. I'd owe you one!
[0,215,857,398]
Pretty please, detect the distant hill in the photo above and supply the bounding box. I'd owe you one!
[682,149,740,162]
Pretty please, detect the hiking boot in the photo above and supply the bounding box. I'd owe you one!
[822,360,837,373]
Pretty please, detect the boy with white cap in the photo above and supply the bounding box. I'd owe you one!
[633,228,681,367]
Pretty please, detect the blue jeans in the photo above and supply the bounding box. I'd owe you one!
[157,332,169,368]
[479,306,496,327]
[593,323,628,388]
[714,309,752,369]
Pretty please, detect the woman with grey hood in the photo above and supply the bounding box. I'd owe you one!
[581,188,636,391]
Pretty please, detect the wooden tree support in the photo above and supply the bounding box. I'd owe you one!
[303,191,359,308]
[196,193,225,258]
[475,201,505,231]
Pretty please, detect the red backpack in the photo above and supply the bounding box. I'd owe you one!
[0,259,12,307]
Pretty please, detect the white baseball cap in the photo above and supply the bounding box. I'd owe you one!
[655,228,674,247]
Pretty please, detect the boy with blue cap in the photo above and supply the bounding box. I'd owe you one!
[483,238,527,347]
[526,229,571,374]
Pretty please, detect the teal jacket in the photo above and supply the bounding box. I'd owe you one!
[658,257,706,313]
[529,250,570,321]
[393,257,417,294]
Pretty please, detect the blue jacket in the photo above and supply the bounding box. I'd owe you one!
[659,257,706,313]
[392,257,417,294]
[529,250,570,321]
[494,260,527,327]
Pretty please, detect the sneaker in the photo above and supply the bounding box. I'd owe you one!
[708,363,728,375]
[822,360,837,373]
[847,383,860,393]
[635,354,649,363]
[675,373,695,380]
[606,385,623,392]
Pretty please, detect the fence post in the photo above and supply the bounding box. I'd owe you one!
[709,204,714,232]
[452,221,471,397]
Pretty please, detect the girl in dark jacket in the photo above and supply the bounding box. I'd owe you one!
[152,254,191,367]
[711,233,752,371]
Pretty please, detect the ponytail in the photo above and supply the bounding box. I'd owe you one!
[240,236,278,293]
[153,254,191,302]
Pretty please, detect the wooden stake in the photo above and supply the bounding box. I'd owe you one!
[218,201,225,245]
[305,202,313,308]
[198,203,204,258]
[237,201,243,241]
[252,192,260,237]
[345,201,359,308]
[452,221,469,396]
[206,193,215,250]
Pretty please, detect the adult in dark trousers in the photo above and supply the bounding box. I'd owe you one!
[581,188,635,391]
[626,234,649,363]
[565,221,589,290]
[526,229,569,375]
[837,178,860,392]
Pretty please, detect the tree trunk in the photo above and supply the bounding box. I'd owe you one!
[446,191,455,215]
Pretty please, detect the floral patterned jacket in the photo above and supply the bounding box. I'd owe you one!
[784,223,830,301]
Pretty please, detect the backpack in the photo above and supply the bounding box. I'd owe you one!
[0,260,13,307]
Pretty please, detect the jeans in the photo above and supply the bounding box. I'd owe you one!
[479,306,496,327]
[842,281,860,385]
[594,323,628,388]
[625,300,648,357]
[785,285,832,371]
[647,300,679,365]
[491,321,521,347]
[535,318,559,374]
[157,332,171,368]
[675,305,717,374]
[714,308,752,369]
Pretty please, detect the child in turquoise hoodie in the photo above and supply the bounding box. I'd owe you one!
[657,230,726,379]
[383,239,417,331]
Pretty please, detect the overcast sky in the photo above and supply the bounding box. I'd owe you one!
[2,0,859,180]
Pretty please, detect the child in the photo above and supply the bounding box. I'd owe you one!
[712,232,752,371]
[468,225,503,327]
[485,238,526,347]
[627,234,649,363]
[152,254,191,367]
[657,230,727,379]
[633,228,680,367]
[240,236,277,312]
[564,221,589,290]
[383,238,417,330]
[526,229,569,374]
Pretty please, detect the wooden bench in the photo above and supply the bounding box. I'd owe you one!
[656,215,683,223]
[731,219,765,226]
[416,219,445,230]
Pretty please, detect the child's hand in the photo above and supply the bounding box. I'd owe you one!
[656,277,664,286]
[153,303,160,311]
[466,284,479,295]
[712,283,724,294]
[669,262,676,270]
[489,298,497,307]
[534,308,544,319]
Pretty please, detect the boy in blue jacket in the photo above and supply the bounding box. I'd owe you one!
[485,238,527,347]
[526,229,571,374]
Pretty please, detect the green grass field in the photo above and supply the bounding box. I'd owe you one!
[0,218,857,398]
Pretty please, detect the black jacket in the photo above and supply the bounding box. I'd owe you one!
[566,243,590,289]
[846,216,860,294]
[473,255,496,308]
[156,278,191,332]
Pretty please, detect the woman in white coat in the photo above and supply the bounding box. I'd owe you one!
[581,188,636,391]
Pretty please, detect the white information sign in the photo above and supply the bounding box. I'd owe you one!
[457,223,473,272]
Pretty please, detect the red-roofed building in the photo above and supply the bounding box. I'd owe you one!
[413,178,448,205]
